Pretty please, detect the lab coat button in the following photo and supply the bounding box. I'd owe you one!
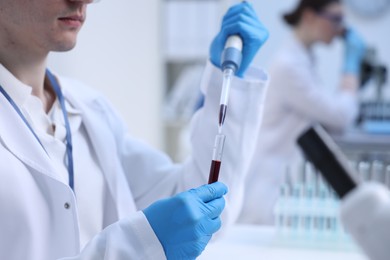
[64,202,70,209]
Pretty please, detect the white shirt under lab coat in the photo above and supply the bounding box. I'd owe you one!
[238,35,358,224]
[0,61,268,260]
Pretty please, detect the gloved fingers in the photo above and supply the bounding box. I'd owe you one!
[196,217,222,236]
[208,217,222,234]
[219,22,268,54]
[345,27,361,38]
[221,20,268,49]
[209,1,268,76]
[221,12,263,39]
[345,28,365,47]
[222,5,259,27]
[221,22,269,71]
[222,1,256,25]
[220,4,261,42]
[177,235,212,259]
[190,182,228,203]
[203,196,226,219]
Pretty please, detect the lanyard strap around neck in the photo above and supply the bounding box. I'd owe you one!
[0,86,48,153]
[0,70,75,191]
[46,70,74,191]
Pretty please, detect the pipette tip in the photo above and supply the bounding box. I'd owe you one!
[218,125,222,134]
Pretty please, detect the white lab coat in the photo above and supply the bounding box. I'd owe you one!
[238,35,358,224]
[0,62,268,260]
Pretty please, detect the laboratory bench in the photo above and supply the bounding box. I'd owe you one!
[199,225,368,260]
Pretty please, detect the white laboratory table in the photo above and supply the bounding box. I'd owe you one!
[199,225,368,260]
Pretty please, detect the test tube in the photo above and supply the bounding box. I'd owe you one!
[371,160,384,183]
[315,179,329,237]
[275,184,290,232]
[304,162,316,234]
[291,183,301,233]
[358,161,371,182]
[348,160,360,180]
[282,166,293,234]
[208,134,226,184]
[305,162,317,186]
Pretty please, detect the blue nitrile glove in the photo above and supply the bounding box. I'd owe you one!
[143,182,228,260]
[343,28,366,75]
[209,2,269,77]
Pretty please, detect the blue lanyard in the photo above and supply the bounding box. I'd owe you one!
[0,70,74,191]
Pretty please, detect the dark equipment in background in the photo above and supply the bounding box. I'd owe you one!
[357,48,389,131]
[360,48,387,91]
[297,125,358,198]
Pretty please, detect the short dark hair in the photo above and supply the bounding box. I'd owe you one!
[283,0,341,26]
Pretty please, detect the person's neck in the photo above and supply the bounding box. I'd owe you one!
[294,26,315,50]
[0,52,56,113]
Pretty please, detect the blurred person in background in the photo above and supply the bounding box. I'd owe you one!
[238,0,366,224]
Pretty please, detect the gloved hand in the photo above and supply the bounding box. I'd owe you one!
[209,2,269,77]
[143,182,228,260]
[343,28,366,75]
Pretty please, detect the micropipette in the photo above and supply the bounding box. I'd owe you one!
[208,34,243,184]
[218,35,243,133]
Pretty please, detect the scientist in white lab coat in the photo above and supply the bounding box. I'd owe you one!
[0,0,269,259]
[238,0,366,224]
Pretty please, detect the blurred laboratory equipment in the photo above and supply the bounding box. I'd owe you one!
[297,125,390,260]
[360,47,388,96]
[332,47,390,168]
[356,47,389,134]
[273,161,355,250]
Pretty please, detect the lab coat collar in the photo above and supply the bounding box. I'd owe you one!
[0,92,60,181]
[0,66,83,186]
[0,63,33,107]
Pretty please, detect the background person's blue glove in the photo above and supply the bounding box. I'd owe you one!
[143,182,228,260]
[209,2,269,77]
[343,28,366,75]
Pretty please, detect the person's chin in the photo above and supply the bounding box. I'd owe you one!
[53,40,77,52]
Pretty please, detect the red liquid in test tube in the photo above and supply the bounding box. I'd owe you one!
[208,134,225,184]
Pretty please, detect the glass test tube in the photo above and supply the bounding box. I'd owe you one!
[371,160,384,183]
[304,162,316,233]
[358,161,371,182]
[208,134,226,184]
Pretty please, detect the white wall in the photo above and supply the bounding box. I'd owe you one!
[249,0,390,93]
[48,0,164,149]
